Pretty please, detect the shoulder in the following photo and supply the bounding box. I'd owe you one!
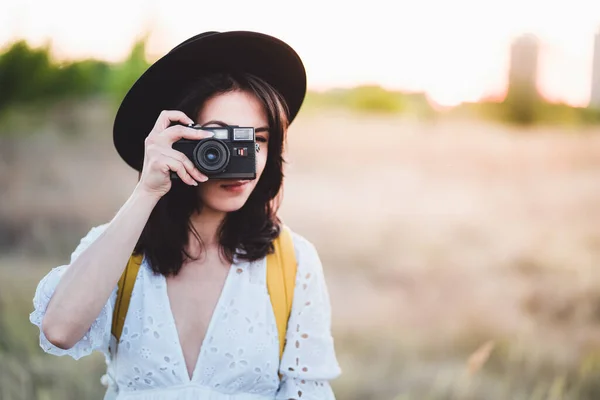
[285,226,323,271]
[284,227,333,312]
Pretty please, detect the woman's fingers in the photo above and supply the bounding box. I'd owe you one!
[158,156,198,186]
[161,124,215,144]
[161,147,208,183]
[150,110,194,135]
[138,110,212,197]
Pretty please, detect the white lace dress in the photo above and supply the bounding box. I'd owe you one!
[29,224,341,400]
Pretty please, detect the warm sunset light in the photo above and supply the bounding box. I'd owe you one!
[2,0,600,107]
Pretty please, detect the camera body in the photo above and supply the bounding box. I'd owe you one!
[171,123,256,180]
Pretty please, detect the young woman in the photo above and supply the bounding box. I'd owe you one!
[29,31,341,399]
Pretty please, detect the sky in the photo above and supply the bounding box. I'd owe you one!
[1,0,600,107]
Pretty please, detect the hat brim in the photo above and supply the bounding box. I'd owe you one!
[113,31,307,171]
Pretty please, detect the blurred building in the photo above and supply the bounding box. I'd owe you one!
[507,33,540,100]
[590,30,600,108]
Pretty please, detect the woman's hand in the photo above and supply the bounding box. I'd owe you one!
[136,110,214,199]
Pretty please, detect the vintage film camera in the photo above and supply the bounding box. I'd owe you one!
[170,122,257,180]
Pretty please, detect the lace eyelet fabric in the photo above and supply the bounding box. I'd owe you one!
[29,224,341,400]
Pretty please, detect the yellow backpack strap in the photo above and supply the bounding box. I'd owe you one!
[266,225,297,363]
[111,254,143,347]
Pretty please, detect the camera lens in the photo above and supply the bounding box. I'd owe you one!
[204,148,219,164]
[194,139,230,174]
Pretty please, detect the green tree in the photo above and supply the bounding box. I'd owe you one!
[52,59,111,98]
[107,36,151,106]
[0,41,55,111]
[0,40,111,114]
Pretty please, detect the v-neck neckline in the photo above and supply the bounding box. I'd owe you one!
[161,261,235,383]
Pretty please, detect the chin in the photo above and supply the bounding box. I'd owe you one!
[201,192,252,213]
[199,181,258,213]
[205,198,249,213]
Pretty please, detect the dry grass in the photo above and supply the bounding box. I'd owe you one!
[2,100,600,398]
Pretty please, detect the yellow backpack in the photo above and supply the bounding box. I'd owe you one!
[109,226,297,362]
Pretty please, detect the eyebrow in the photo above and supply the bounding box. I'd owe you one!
[201,119,269,133]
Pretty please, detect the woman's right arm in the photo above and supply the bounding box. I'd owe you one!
[36,189,160,352]
[29,111,214,358]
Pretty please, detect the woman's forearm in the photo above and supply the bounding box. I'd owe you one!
[41,186,160,349]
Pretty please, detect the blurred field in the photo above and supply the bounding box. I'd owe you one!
[1,100,600,399]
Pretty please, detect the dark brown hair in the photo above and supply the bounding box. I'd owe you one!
[134,72,290,276]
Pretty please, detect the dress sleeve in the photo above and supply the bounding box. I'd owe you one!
[275,232,342,400]
[29,223,117,360]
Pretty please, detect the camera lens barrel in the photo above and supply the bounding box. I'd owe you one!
[193,139,230,174]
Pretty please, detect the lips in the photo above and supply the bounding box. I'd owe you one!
[220,181,248,188]
[219,180,250,193]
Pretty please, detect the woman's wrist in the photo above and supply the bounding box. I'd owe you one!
[132,184,163,206]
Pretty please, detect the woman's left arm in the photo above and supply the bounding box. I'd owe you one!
[275,233,342,400]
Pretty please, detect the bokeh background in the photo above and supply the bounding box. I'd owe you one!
[1,1,600,399]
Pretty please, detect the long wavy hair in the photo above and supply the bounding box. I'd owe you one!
[134,72,290,276]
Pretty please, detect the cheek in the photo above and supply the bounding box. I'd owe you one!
[198,179,234,201]
[197,181,217,201]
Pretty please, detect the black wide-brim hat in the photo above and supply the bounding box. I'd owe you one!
[113,31,307,171]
